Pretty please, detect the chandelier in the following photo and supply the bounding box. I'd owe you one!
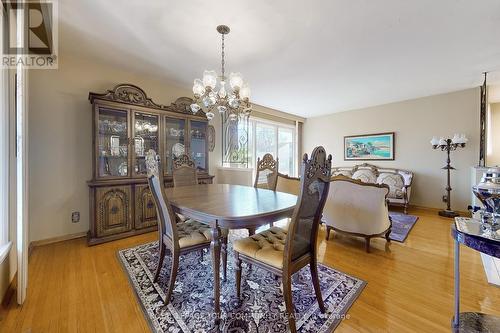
[190,25,252,121]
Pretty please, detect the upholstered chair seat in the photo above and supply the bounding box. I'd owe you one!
[177,219,229,248]
[233,226,292,269]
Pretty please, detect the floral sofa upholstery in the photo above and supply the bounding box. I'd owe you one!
[331,163,413,213]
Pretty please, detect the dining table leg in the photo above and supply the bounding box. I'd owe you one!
[210,222,222,325]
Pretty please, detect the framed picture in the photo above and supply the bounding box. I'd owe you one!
[344,132,395,160]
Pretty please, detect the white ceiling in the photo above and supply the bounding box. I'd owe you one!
[60,0,500,117]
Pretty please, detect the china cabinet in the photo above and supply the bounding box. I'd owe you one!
[87,84,214,245]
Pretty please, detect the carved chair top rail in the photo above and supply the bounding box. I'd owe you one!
[255,153,279,189]
[172,154,198,187]
[173,154,196,169]
[276,172,300,181]
[256,153,279,171]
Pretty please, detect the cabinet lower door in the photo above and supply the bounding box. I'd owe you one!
[135,185,158,229]
[95,186,132,237]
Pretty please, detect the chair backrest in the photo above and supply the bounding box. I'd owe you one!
[284,147,332,265]
[146,150,178,244]
[323,175,391,235]
[172,154,198,187]
[275,173,300,196]
[254,153,278,190]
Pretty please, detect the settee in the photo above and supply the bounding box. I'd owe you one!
[331,163,413,213]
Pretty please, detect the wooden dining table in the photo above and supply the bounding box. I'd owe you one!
[165,183,298,324]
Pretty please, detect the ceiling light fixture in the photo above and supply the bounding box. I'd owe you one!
[190,25,251,121]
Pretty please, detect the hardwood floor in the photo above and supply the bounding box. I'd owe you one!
[0,208,499,332]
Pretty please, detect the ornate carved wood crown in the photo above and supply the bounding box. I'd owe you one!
[173,154,195,169]
[303,146,332,180]
[88,83,204,116]
[257,153,278,171]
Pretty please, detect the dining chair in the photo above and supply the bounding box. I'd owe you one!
[252,153,279,231]
[273,173,301,231]
[275,172,300,196]
[172,154,198,187]
[233,146,332,333]
[254,153,279,190]
[145,150,228,304]
[172,153,229,267]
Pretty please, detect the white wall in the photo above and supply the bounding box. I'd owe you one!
[27,54,223,242]
[303,88,480,210]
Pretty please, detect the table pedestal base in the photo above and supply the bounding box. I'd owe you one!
[452,312,500,333]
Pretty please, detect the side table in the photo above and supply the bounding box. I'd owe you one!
[451,218,500,332]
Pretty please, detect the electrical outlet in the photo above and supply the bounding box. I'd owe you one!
[442,195,448,203]
[71,211,80,223]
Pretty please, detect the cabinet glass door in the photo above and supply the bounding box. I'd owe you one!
[97,107,129,178]
[190,120,208,173]
[165,117,186,175]
[133,112,159,176]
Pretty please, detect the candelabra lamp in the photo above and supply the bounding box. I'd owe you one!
[430,134,468,218]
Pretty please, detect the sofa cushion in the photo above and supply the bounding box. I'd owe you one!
[377,173,405,199]
[352,169,377,183]
[332,170,353,177]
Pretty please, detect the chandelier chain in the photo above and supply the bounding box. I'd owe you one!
[221,33,225,80]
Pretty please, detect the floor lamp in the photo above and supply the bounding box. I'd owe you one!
[430,134,467,218]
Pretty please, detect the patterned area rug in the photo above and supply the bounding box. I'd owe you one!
[389,212,419,242]
[118,237,366,332]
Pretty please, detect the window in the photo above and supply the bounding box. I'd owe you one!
[251,119,297,176]
[278,127,294,176]
[255,122,276,160]
[221,115,298,176]
[0,67,11,261]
